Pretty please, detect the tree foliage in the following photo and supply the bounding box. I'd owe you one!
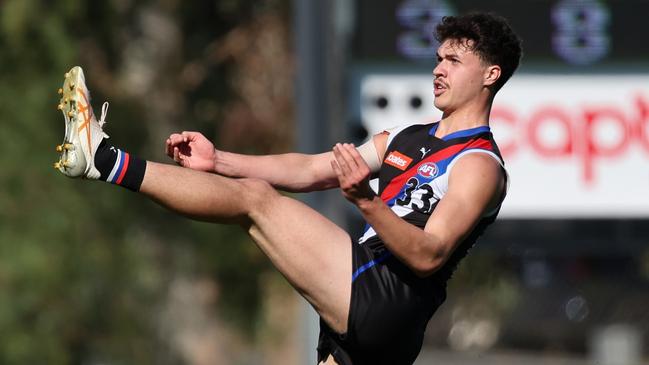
[0,0,294,363]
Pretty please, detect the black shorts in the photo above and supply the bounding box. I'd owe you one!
[317,241,446,365]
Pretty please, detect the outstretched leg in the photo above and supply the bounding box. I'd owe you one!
[142,162,353,333]
[54,65,352,335]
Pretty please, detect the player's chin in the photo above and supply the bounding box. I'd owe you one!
[433,98,448,112]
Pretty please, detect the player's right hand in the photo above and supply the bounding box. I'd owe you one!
[165,131,216,172]
[331,143,376,205]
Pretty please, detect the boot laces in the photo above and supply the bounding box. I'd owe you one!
[98,102,109,128]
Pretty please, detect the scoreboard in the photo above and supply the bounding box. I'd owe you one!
[353,0,649,69]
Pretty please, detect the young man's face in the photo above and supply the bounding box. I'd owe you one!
[433,38,492,113]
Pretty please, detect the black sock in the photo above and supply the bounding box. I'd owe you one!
[94,139,147,192]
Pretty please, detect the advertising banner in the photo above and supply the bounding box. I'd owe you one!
[360,74,649,217]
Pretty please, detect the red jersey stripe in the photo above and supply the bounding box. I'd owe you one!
[380,138,493,203]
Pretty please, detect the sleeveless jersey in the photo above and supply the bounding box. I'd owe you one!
[357,122,506,284]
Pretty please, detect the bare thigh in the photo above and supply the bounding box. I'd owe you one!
[243,179,352,333]
[320,356,340,365]
[140,163,352,333]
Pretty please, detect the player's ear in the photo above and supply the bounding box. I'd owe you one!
[483,65,501,87]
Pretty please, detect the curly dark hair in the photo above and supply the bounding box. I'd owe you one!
[435,13,522,92]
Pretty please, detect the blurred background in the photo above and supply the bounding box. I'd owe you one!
[0,0,647,364]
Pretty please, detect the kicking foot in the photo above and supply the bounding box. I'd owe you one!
[54,66,109,179]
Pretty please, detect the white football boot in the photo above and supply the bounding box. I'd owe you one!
[55,66,109,179]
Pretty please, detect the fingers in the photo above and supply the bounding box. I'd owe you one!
[332,145,350,188]
[166,131,200,159]
[333,143,358,172]
[165,133,184,157]
[332,144,349,175]
[346,143,368,168]
[165,139,172,157]
[166,131,199,148]
[181,131,202,140]
[165,133,186,165]
[330,159,342,179]
[167,133,185,145]
[332,143,375,203]
[173,146,183,164]
[333,143,371,177]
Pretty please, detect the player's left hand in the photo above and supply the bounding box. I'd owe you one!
[165,131,216,172]
[331,143,376,205]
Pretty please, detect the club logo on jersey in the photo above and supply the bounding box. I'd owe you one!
[417,162,438,178]
[384,151,413,170]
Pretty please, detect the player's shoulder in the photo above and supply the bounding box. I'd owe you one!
[382,121,436,146]
[380,121,435,135]
[448,152,504,196]
[454,151,501,169]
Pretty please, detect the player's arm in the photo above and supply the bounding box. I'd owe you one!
[332,144,503,277]
[166,131,386,193]
[212,132,386,192]
[215,151,339,192]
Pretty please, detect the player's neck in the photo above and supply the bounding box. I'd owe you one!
[437,99,492,137]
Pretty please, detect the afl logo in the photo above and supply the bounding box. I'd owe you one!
[417,162,438,178]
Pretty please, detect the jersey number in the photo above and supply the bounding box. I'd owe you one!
[396,177,437,213]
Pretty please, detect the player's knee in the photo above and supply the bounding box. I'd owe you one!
[239,178,279,209]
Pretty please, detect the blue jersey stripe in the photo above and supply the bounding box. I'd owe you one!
[442,126,491,140]
[351,251,393,282]
[428,123,491,140]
